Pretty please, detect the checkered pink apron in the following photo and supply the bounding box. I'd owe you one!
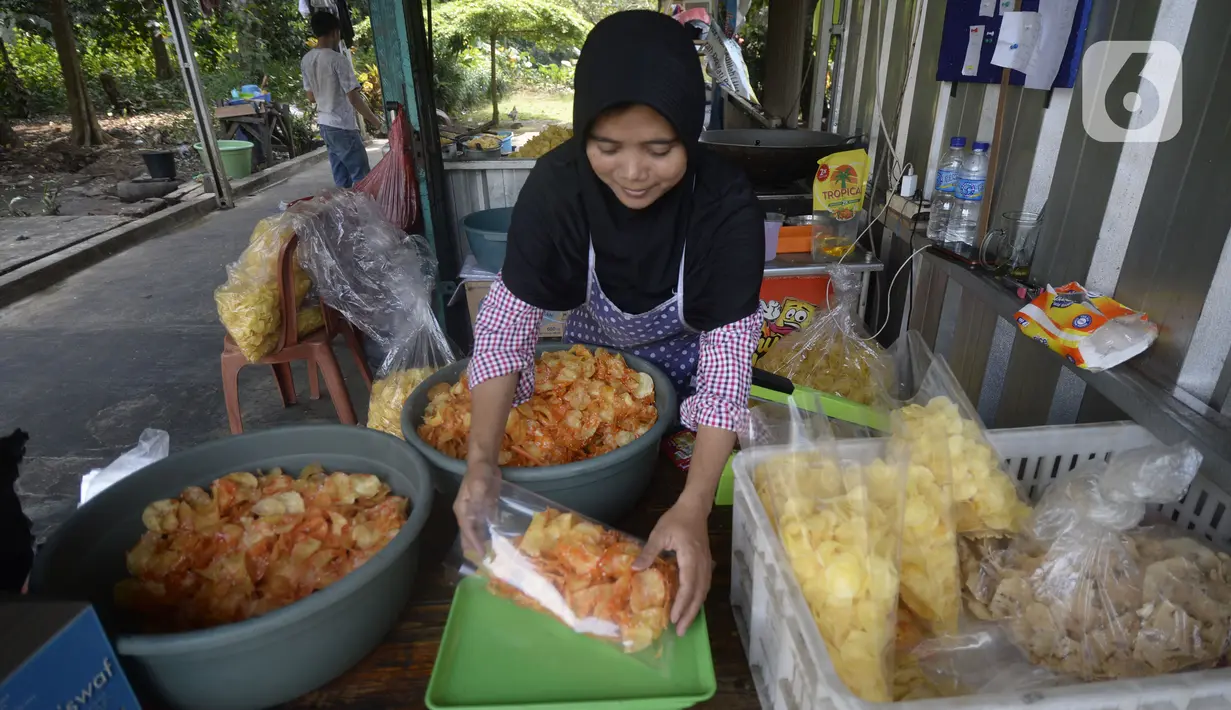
[564,239,700,395]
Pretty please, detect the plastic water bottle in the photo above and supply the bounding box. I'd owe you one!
[927,136,967,243]
[946,141,990,248]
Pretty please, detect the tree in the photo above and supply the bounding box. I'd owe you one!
[567,0,653,25]
[151,23,175,80]
[435,0,589,125]
[47,0,110,145]
[0,33,29,118]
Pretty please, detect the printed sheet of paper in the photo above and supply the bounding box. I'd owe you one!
[963,25,986,76]
[979,0,997,17]
[1024,0,1080,89]
[992,11,1041,71]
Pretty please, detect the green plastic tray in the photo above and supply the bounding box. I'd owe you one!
[426,577,716,710]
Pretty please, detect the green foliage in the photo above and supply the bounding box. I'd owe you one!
[432,0,588,119]
[566,0,654,25]
[431,41,510,116]
[9,32,65,116]
[434,0,589,50]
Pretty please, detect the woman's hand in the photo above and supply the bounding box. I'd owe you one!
[633,497,712,636]
[454,461,501,556]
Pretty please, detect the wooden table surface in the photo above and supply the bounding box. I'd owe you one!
[278,459,762,710]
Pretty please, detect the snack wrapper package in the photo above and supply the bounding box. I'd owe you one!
[458,480,679,667]
[661,430,695,472]
[214,215,315,362]
[755,266,887,405]
[746,392,905,701]
[287,191,456,437]
[969,442,1231,681]
[1014,282,1158,371]
[812,148,871,219]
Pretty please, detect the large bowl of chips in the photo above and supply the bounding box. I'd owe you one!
[28,425,434,710]
[401,343,678,523]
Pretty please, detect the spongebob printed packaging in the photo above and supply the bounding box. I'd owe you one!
[1014,282,1157,371]
[756,267,886,406]
[754,274,830,363]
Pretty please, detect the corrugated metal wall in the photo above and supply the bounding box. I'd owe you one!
[838,0,1231,428]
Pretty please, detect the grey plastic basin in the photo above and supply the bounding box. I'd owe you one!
[400,343,678,523]
[28,425,435,710]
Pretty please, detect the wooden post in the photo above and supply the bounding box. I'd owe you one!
[763,0,812,127]
[977,0,1019,246]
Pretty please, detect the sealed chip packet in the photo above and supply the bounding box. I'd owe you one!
[460,481,680,667]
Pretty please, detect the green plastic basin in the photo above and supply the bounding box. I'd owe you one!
[194,139,254,179]
[401,343,679,524]
[28,425,435,710]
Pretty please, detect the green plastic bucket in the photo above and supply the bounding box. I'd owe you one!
[194,139,254,179]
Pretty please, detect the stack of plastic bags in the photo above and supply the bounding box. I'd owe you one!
[214,215,325,362]
[744,329,1231,702]
[286,190,455,437]
[755,266,887,405]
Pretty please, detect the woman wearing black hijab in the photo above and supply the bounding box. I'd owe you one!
[457,10,764,634]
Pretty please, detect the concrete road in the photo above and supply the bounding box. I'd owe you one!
[1,145,384,541]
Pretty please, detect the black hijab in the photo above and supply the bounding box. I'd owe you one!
[500,10,764,332]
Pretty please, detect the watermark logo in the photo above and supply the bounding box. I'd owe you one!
[1081,41,1183,143]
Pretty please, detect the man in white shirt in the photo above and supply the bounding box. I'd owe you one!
[302,11,383,188]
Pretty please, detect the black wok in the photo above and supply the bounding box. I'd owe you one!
[700,129,865,187]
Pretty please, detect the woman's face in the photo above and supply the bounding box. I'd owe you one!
[586,105,688,210]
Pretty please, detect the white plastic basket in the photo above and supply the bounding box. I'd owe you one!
[730,422,1231,710]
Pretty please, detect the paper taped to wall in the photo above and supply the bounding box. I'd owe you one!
[992,11,1041,71]
[1024,0,1080,89]
[963,25,986,76]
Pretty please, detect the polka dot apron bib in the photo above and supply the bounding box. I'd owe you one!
[564,239,700,396]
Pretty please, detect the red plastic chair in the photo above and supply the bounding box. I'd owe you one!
[220,233,372,434]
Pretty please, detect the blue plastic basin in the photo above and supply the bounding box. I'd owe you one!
[462,207,513,273]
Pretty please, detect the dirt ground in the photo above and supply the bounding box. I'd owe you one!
[0,111,207,218]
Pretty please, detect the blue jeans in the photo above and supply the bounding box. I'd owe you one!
[319,124,370,188]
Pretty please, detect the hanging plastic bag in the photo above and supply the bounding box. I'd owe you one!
[365,300,457,437]
[80,429,170,506]
[458,479,679,668]
[745,390,905,701]
[973,442,1231,681]
[288,190,455,437]
[355,104,419,233]
[755,266,887,405]
[215,215,316,361]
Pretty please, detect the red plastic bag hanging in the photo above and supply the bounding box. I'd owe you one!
[355,105,419,232]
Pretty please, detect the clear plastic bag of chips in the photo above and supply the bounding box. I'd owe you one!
[287,191,456,437]
[457,479,679,667]
[977,442,1227,681]
[746,390,906,701]
[755,266,887,405]
[881,332,1031,537]
[215,214,315,362]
